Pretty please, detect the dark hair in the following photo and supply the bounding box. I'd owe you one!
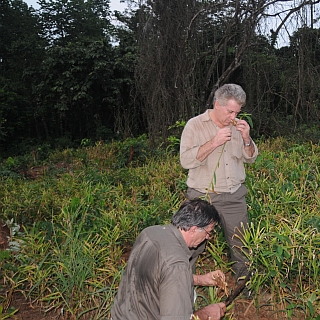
[171,198,220,231]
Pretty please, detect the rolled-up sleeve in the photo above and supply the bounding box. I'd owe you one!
[180,124,204,169]
[242,141,258,163]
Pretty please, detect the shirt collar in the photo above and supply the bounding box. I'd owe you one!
[168,224,193,260]
[203,109,213,122]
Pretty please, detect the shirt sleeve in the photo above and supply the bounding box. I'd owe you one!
[180,123,205,170]
[242,140,259,162]
[159,263,194,320]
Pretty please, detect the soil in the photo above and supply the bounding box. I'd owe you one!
[5,283,304,320]
[4,293,59,320]
[196,272,278,320]
[0,222,307,320]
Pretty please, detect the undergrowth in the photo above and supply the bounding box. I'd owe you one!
[0,135,319,319]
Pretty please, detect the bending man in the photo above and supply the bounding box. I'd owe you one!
[111,198,226,320]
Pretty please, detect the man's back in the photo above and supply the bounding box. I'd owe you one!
[111,224,194,320]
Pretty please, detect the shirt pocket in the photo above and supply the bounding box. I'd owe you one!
[231,139,243,159]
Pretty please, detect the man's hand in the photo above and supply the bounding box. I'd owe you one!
[234,119,255,156]
[194,270,225,286]
[196,127,230,162]
[193,302,226,320]
[213,127,232,146]
[234,119,250,141]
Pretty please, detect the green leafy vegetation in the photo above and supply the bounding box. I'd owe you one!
[0,136,319,319]
[2,0,320,158]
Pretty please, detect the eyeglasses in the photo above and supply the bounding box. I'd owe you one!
[200,227,215,238]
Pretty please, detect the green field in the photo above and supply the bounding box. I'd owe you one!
[0,136,319,319]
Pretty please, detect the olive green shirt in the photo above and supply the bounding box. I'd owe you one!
[180,110,258,194]
[111,224,194,320]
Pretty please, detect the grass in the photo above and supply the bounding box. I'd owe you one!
[0,135,319,319]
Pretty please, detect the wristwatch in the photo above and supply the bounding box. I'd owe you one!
[244,139,251,147]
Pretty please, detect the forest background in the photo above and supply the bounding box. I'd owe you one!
[1,0,320,157]
[1,1,320,319]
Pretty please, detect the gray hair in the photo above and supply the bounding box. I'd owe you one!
[214,83,246,106]
[171,198,220,231]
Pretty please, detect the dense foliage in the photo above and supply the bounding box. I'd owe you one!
[1,2,320,317]
[0,0,138,156]
[1,0,320,317]
[1,0,320,157]
[0,136,319,319]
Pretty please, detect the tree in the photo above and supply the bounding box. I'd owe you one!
[284,27,320,126]
[112,9,141,138]
[28,0,120,142]
[38,0,111,45]
[32,39,116,140]
[134,0,320,142]
[0,0,45,150]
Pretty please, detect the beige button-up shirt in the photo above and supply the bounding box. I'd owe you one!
[180,110,258,194]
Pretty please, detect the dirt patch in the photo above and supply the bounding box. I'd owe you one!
[6,280,303,320]
[195,254,307,320]
[6,293,59,320]
[0,222,55,319]
[19,161,71,179]
[196,271,305,320]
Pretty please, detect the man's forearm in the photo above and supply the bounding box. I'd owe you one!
[193,304,224,320]
[193,309,210,319]
[193,274,213,286]
[243,137,255,157]
[193,274,201,286]
[196,139,219,162]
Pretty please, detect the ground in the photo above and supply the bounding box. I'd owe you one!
[3,282,280,320]
[196,272,276,320]
[0,221,307,320]
[5,283,300,320]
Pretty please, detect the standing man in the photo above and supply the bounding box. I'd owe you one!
[111,199,226,320]
[180,83,258,285]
